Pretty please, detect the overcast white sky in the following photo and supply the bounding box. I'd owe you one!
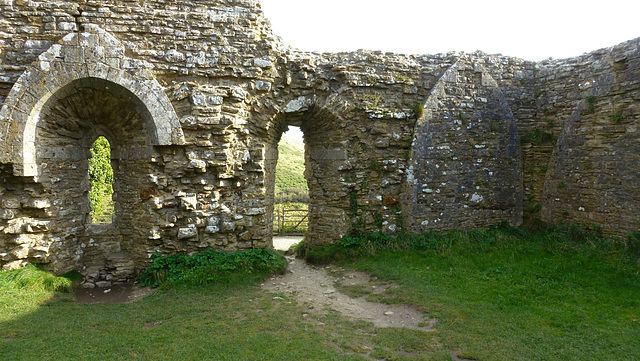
[260,0,640,61]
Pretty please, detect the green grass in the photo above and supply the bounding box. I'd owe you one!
[0,252,444,360]
[2,228,639,360]
[0,280,370,360]
[275,135,307,193]
[306,226,640,360]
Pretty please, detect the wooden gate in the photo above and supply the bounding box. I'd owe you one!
[273,207,308,235]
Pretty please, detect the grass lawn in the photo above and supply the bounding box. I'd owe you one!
[1,227,639,360]
[0,273,372,360]
[329,227,640,360]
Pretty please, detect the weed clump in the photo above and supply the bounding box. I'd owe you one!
[520,129,556,145]
[585,95,597,114]
[0,265,73,292]
[412,102,425,119]
[139,248,287,288]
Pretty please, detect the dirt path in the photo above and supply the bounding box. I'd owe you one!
[272,235,303,251]
[71,254,435,334]
[262,256,436,331]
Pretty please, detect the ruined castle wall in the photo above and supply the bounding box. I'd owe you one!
[0,0,638,281]
[538,40,640,234]
[0,0,283,282]
[407,58,523,231]
[268,50,458,242]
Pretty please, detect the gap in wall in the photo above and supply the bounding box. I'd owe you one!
[273,126,309,237]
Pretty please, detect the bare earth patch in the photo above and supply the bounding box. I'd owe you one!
[74,283,155,304]
[263,256,436,331]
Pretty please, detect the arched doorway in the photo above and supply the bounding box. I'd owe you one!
[271,125,308,250]
[265,98,352,249]
[35,78,157,285]
[0,28,184,283]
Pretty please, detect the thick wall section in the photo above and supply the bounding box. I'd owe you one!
[407,59,522,231]
[539,42,640,234]
[0,0,638,282]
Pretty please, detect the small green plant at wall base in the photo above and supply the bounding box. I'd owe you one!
[374,213,384,229]
[138,248,287,288]
[558,181,566,188]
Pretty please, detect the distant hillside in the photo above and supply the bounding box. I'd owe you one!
[275,132,308,203]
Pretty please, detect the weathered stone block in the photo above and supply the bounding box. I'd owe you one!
[2,260,28,271]
[205,225,219,234]
[29,246,50,262]
[23,199,50,209]
[1,198,20,209]
[10,244,30,259]
[178,225,198,239]
[221,222,236,233]
[26,221,50,233]
[246,207,266,216]
[0,209,15,220]
[4,219,26,234]
[181,195,198,211]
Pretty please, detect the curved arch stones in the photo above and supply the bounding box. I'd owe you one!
[0,24,185,177]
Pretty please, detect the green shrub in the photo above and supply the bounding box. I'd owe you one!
[139,248,288,288]
[89,136,114,223]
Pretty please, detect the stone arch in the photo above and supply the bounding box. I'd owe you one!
[0,25,184,177]
[541,91,640,234]
[406,60,523,231]
[264,93,353,247]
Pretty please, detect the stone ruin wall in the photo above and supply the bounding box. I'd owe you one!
[0,0,638,285]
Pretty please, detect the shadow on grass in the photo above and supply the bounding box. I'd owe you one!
[0,273,376,361]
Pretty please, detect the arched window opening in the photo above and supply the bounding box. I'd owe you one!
[273,126,309,237]
[89,136,115,224]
